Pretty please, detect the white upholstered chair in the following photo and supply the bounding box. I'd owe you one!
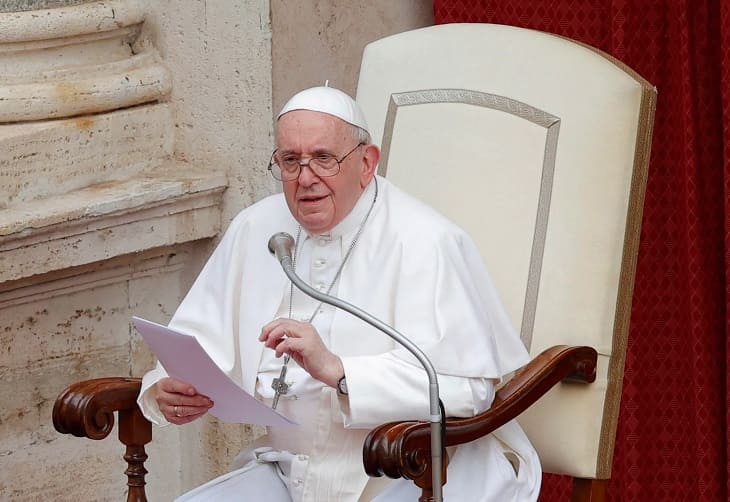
[358,23,656,502]
[53,23,655,502]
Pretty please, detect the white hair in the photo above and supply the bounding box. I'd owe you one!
[352,124,371,145]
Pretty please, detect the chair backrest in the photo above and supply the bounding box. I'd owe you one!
[356,23,655,479]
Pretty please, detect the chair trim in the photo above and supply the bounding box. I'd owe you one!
[378,88,561,350]
[597,82,657,477]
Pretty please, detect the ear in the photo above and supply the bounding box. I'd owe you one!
[359,144,380,188]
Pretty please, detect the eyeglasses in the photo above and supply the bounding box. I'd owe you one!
[268,143,365,181]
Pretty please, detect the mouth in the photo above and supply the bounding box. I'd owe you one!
[298,194,328,205]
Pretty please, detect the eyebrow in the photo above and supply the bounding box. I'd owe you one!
[278,147,335,155]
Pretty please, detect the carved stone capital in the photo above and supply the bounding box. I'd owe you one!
[0,0,170,122]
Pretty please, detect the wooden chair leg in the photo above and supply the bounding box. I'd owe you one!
[119,407,152,502]
[418,488,434,502]
[571,478,607,502]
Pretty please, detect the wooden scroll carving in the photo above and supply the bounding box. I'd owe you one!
[53,377,150,502]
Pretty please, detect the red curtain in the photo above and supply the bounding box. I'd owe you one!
[433,1,729,500]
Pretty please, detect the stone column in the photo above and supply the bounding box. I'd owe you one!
[0,1,231,499]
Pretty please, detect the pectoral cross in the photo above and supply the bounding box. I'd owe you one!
[271,355,290,409]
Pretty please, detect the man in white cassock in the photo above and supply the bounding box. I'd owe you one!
[137,86,541,501]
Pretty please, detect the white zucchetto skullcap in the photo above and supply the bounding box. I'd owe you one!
[277,86,370,134]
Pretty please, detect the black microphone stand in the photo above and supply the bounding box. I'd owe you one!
[268,232,444,501]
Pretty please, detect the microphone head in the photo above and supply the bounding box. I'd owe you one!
[268,232,295,260]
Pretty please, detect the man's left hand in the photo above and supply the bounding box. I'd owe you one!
[259,318,344,388]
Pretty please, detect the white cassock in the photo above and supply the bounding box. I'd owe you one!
[138,176,541,501]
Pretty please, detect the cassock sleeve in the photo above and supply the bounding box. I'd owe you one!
[136,211,254,425]
[339,353,496,428]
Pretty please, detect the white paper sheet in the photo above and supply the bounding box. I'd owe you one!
[133,316,297,427]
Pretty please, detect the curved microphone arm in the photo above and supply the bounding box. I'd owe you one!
[268,232,444,501]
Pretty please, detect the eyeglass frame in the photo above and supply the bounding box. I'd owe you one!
[268,142,365,181]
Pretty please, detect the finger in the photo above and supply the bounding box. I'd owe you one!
[154,380,198,412]
[158,377,198,397]
[171,403,210,419]
[174,395,214,408]
[157,389,214,412]
[158,392,213,411]
[260,318,311,340]
[259,317,291,341]
[174,404,205,417]
[163,387,213,401]
[274,337,290,358]
[261,326,294,349]
[274,336,307,358]
[167,407,208,425]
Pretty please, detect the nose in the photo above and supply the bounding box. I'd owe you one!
[296,161,319,186]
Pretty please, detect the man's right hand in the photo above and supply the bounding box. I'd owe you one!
[153,377,214,425]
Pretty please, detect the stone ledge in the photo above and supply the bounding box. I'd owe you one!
[0,0,144,44]
[0,52,171,122]
[0,163,227,283]
[1,103,175,208]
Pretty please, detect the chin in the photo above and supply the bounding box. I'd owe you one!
[303,224,333,234]
[297,208,336,234]
[300,218,334,235]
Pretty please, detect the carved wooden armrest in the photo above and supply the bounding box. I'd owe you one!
[363,345,597,499]
[53,377,151,502]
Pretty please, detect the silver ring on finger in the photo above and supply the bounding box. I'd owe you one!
[174,405,180,417]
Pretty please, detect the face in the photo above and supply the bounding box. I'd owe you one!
[276,110,379,234]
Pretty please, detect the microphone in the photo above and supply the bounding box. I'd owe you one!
[267,232,444,502]
[268,232,295,265]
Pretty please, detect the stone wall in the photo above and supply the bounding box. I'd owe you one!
[0,1,432,500]
[271,0,434,119]
[0,0,270,499]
